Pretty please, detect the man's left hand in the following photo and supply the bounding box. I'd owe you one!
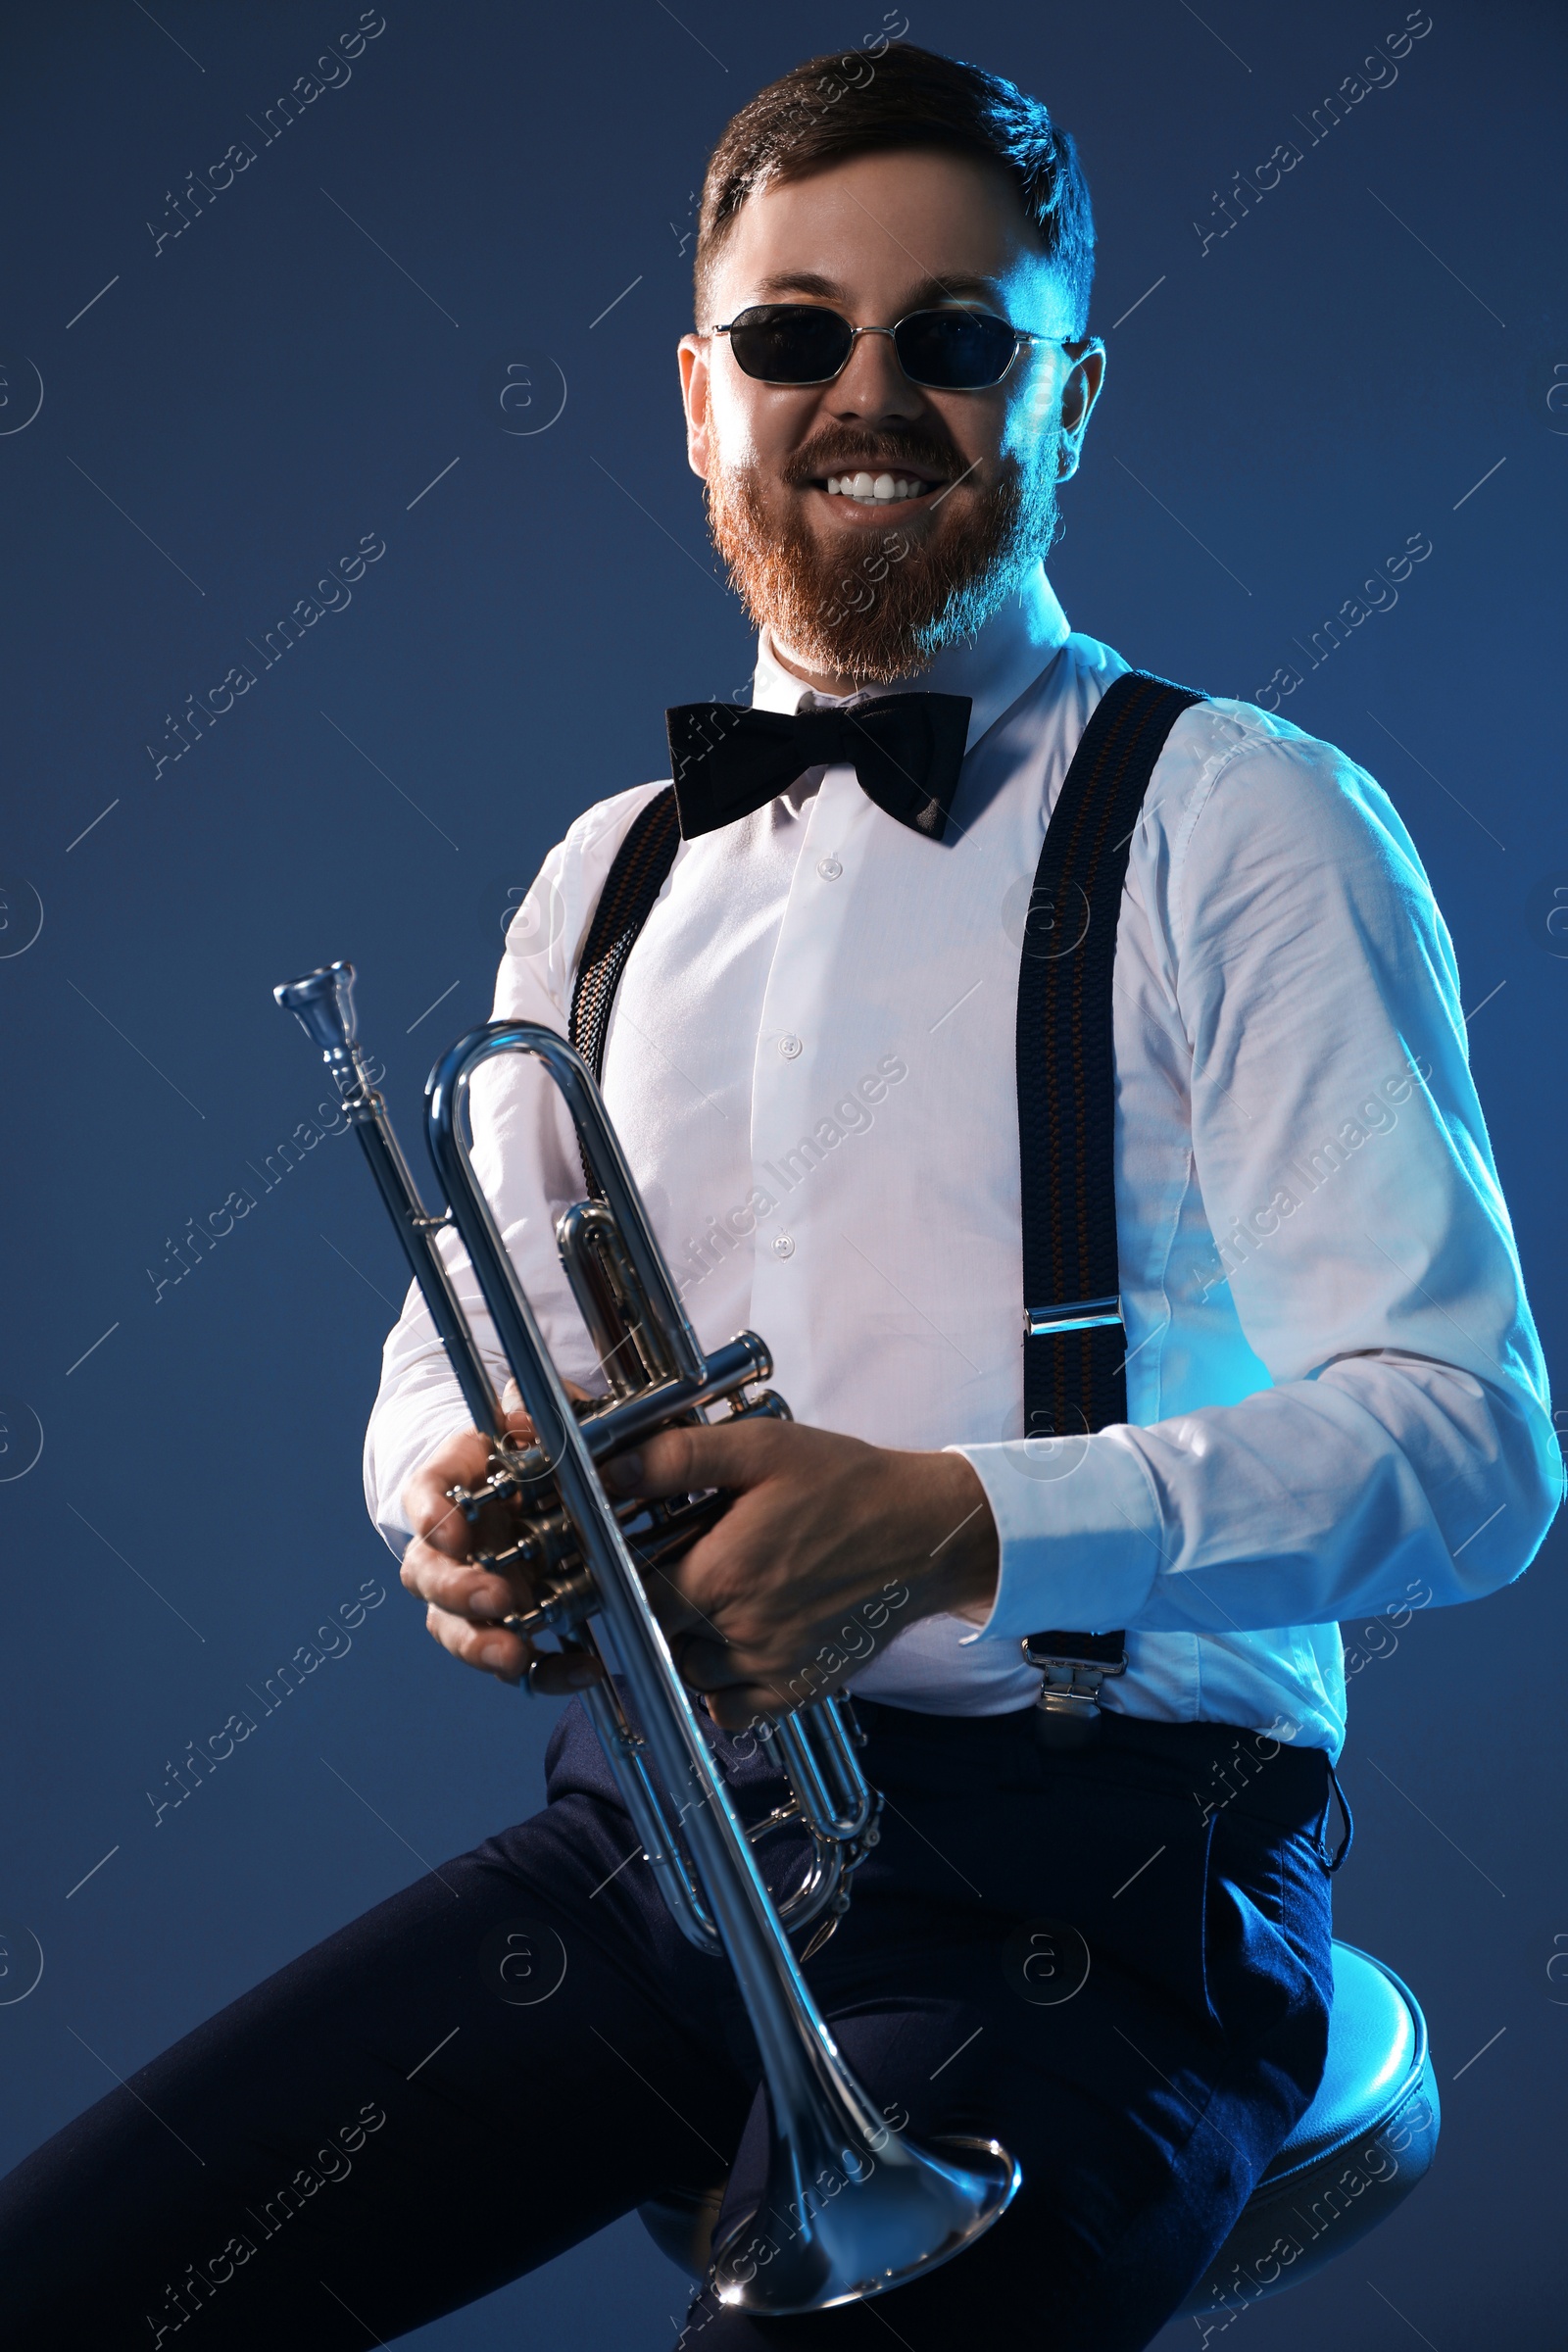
[602,1419,999,1731]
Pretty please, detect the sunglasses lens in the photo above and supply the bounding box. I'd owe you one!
[725,305,856,384]
[894,310,1019,389]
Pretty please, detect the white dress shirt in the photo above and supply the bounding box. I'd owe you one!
[364,564,1559,1759]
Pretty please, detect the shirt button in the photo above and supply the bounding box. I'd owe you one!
[816,855,843,881]
[778,1033,803,1060]
[772,1233,796,1259]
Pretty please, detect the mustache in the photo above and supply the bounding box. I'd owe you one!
[779,425,964,487]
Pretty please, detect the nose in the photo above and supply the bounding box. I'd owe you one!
[825,327,924,425]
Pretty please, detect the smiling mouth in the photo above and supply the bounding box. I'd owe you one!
[813,467,949,507]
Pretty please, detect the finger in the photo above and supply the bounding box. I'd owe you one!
[664,1611,806,1709]
[687,1651,808,1715]
[422,1604,602,1692]
[671,1610,849,1714]
[403,1439,497,1552]
[423,1602,531,1682]
[406,1480,485,1560]
[407,1380,602,1556]
[701,1680,797,1733]
[638,1552,712,1640]
[405,1414,550,1558]
[401,1534,526,1626]
[602,1418,773,1502]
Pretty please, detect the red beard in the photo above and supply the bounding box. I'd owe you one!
[705,425,1060,684]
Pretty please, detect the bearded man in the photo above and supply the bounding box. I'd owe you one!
[0,40,1555,2352]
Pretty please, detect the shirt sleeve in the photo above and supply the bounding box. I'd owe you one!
[952,708,1561,1642]
[361,781,669,1556]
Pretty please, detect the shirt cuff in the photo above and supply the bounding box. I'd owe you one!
[945,1432,1163,1642]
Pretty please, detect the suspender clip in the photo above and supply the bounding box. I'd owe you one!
[1022,1632,1128,1740]
[1023,1294,1123,1340]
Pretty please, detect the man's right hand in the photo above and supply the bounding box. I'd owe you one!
[398,1383,604,1695]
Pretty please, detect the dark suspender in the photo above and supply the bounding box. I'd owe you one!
[1015,669,1204,1732]
[567,784,680,1193]
[567,669,1204,1727]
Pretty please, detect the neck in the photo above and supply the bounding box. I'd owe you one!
[766,639,876,699]
[766,561,1063,702]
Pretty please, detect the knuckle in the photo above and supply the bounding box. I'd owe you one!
[404,1543,439,1593]
[424,1554,462,1605]
[652,1426,697,1487]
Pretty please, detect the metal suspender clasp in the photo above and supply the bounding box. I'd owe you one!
[1021,1630,1128,1740]
[1022,1294,1123,1341]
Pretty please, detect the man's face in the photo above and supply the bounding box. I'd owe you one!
[679,146,1103,686]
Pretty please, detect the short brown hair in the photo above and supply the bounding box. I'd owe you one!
[694,42,1095,332]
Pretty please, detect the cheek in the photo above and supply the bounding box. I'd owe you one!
[999,377,1064,474]
[707,373,785,470]
[1009,369,1057,447]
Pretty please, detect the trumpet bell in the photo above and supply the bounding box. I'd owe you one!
[711,2126,1021,2315]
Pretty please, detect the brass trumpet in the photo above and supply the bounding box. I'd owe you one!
[276,960,1018,2315]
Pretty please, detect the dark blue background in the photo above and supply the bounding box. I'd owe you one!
[1,3,1563,2343]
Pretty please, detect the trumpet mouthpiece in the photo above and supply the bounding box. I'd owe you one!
[274,960,360,1058]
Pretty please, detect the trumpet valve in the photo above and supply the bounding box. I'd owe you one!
[500,1571,596,1642]
[725,1386,792,1424]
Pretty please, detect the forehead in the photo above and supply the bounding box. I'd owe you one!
[710,146,1064,319]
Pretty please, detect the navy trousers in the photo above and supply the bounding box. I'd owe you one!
[0,1694,1335,2349]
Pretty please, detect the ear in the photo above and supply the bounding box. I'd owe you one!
[678,334,711,482]
[1055,337,1105,482]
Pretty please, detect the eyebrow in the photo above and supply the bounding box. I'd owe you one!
[744,269,1010,313]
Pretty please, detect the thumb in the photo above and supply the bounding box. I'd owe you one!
[602,1419,758,1500]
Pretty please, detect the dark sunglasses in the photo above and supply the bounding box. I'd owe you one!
[711,303,1072,392]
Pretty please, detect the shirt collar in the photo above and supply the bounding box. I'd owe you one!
[749,560,1071,753]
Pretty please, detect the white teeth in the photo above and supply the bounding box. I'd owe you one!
[824,473,930,503]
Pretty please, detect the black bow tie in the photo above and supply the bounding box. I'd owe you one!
[665,692,972,846]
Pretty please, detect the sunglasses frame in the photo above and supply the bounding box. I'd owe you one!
[710,303,1077,391]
